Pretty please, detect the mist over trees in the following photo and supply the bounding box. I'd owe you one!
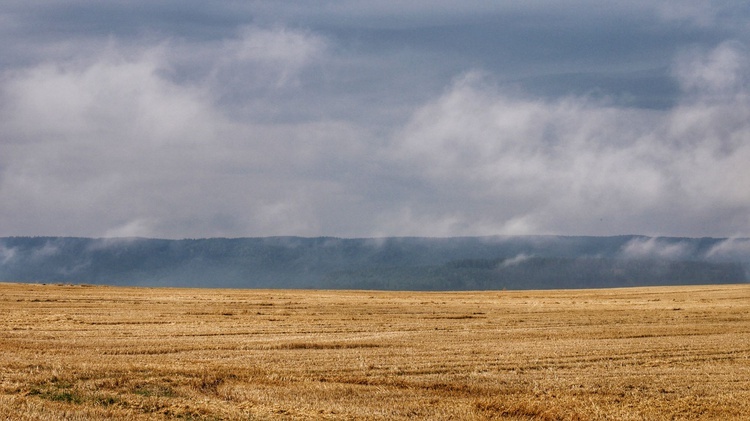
[0,235,747,290]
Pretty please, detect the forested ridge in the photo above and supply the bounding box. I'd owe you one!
[0,236,746,289]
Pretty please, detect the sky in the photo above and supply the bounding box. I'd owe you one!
[1,1,750,239]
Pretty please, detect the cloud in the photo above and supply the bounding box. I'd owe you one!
[31,241,60,260]
[103,219,157,239]
[0,43,228,236]
[84,236,149,253]
[0,28,380,238]
[0,239,58,269]
[501,254,531,267]
[221,26,327,88]
[384,42,750,237]
[705,238,750,262]
[619,238,694,260]
[0,242,17,264]
[195,25,330,120]
[386,73,662,235]
[1,4,750,239]
[673,41,748,97]
[3,46,218,142]
[656,1,749,28]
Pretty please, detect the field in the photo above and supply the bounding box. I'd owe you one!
[1,283,749,420]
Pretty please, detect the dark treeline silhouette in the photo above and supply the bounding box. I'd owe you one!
[0,235,746,289]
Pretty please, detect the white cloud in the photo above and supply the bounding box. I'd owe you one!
[205,25,328,103]
[388,73,663,234]
[673,41,748,97]
[231,26,326,84]
[0,243,17,264]
[502,253,531,267]
[619,238,693,260]
[103,219,156,239]
[2,44,219,147]
[385,42,750,237]
[0,29,378,238]
[1,13,750,239]
[31,241,60,260]
[0,44,230,237]
[705,238,750,261]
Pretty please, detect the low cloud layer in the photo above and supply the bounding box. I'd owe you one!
[619,238,695,260]
[1,2,749,238]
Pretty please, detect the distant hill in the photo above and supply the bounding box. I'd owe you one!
[0,236,747,289]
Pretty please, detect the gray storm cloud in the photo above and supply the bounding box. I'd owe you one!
[1,3,749,239]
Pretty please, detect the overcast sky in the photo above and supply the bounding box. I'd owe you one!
[1,1,749,239]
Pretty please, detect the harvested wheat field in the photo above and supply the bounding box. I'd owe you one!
[0,283,749,420]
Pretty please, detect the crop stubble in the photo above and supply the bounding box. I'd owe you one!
[0,283,749,420]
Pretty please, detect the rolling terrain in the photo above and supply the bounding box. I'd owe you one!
[1,283,749,419]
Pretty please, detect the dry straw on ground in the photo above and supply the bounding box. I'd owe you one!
[1,282,749,420]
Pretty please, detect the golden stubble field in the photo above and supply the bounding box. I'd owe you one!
[0,283,749,420]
